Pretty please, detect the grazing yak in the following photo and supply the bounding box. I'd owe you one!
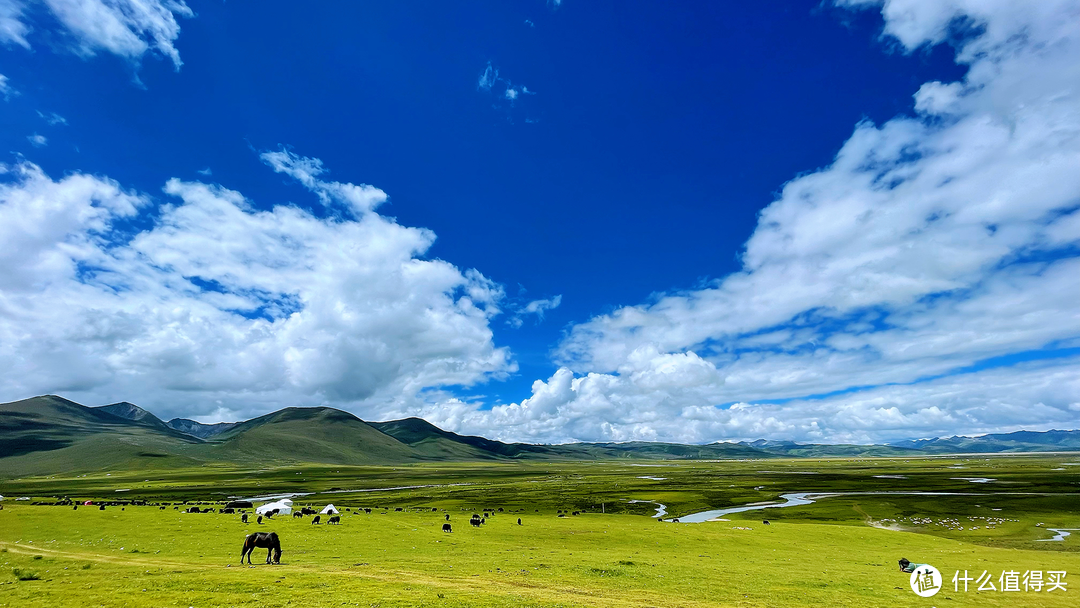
[445,513,450,521]
[328,515,340,524]
[293,512,303,518]
[763,520,770,525]
[311,515,321,525]
[517,518,522,525]
[470,516,482,527]
[257,515,263,524]
[242,513,249,523]
[442,523,452,532]
[241,532,281,565]
[364,508,372,514]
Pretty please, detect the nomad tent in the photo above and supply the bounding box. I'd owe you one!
[320,504,339,515]
[256,499,293,515]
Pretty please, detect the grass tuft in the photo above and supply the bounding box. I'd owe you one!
[12,568,41,581]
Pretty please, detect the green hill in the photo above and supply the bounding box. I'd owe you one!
[369,417,554,459]
[0,395,205,477]
[207,407,416,465]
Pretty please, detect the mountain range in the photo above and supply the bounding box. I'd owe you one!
[1,395,1077,477]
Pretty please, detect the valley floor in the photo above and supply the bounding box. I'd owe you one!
[1,455,1078,607]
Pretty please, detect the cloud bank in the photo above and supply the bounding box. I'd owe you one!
[0,153,513,422]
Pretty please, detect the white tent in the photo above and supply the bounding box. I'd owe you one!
[319,504,339,514]
[256,499,293,515]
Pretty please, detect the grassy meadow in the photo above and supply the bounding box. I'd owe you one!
[1,454,1078,607]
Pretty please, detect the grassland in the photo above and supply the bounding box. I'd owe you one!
[1,454,1077,607]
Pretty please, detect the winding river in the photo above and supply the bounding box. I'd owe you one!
[664,491,1078,523]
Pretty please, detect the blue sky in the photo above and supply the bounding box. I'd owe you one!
[0,0,1077,443]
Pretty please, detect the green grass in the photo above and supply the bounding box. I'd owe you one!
[0,455,1077,606]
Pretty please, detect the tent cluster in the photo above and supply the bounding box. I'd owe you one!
[252,499,340,516]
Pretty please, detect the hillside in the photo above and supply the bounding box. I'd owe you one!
[370,417,554,459]
[0,395,205,477]
[208,407,416,465]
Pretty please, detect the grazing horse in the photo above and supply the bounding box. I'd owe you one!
[241,532,282,564]
[442,523,452,532]
[311,515,321,525]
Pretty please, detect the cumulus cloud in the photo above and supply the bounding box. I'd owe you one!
[26,133,46,146]
[413,0,1080,443]
[0,155,514,421]
[0,0,192,68]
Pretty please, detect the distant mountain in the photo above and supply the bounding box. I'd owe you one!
[889,430,1080,453]
[166,418,239,439]
[2,395,1077,478]
[96,402,174,433]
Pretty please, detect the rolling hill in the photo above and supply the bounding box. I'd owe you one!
[208,407,416,465]
[0,395,205,477]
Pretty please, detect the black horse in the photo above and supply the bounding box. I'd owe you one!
[241,532,282,564]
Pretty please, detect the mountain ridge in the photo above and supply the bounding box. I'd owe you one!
[2,395,1078,478]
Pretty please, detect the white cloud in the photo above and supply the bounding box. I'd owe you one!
[196,167,211,176]
[0,155,514,422]
[260,147,388,217]
[27,133,47,146]
[477,62,497,91]
[408,359,1079,444]
[1,0,192,68]
[0,73,12,98]
[0,0,30,48]
[477,62,535,112]
[37,110,67,125]
[414,0,1080,443]
[508,295,562,328]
